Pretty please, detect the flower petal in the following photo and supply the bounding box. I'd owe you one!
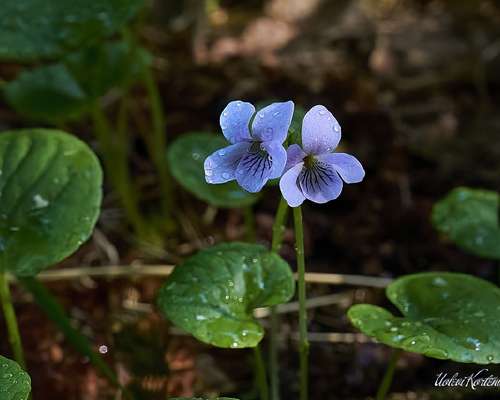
[251,101,294,143]
[261,141,287,179]
[318,153,365,183]
[302,105,341,155]
[279,162,306,207]
[220,100,255,143]
[235,145,274,193]
[299,161,343,203]
[285,144,307,171]
[204,142,251,184]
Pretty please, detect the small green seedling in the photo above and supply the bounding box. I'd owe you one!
[432,187,500,260]
[0,355,31,400]
[167,132,259,208]
[349,272,500,364]
[157,242,295,348]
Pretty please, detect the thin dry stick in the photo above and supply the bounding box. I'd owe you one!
[8,265,392,288]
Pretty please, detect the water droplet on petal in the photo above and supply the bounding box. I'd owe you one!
[205,169,213,177]
[259,113,265,119]
[223,111,228,117]
[273,111,280,117]
[222,172,230,179]
[218,149,226,156]
[318,109,326,116]
[334,124,340,132]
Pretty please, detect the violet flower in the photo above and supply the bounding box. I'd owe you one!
[279,105,364,207]
[204,100,294,193]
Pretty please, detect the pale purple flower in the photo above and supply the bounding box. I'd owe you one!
[279,105,365,207]
[204,100,294,193]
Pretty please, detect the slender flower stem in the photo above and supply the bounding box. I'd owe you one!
[91,102,148,240]
[0,270,26,369]
[293,206,309,400]
[376,350,401,400]
[253,346,269,400]
[141,65,174,225]
[122,27,174,232]
[269,197,289,400]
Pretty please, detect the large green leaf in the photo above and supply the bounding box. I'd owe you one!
[4,41,151,122]
[157,242,295,348]
[0,129,102,276]
[0,0,143,61]
[348,272,500,364]
[167,133,259,208]
[0,355,31,400]
[3,64,88,121]
[432,187,500,260]
[64,41,151,99]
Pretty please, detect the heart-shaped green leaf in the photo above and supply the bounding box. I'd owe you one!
[0,129,102,276]
[4,41,151,122]
[0,0,143,61]
[157,242,295,348]
[432,187,500,260]
[64,41,151,99]
[348,272,500,364]
[3,64,88,121]
[167,133,259,208]
[0,355,31,400]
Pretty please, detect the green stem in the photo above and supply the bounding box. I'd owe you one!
[269,197,289,400]
[376,350,401,400]
[253,346,269,400]
[141,65,174,223]
[243,205,256,242]
[19,277,129,397]
[293,206,308,400]
[91,102,148,239]
[0,271,26,369]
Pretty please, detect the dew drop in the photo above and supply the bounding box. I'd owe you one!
[33,194,49,208]
[487,355,494,362]
[259,113,265,119]
[218,149,226,156]
[98,345,108,354]
[318,109,326,116]
[334,124,340,132]
[223,111,228,117]
[205,169,213,177]
[273,111,280,117]
[222,172,230,179]
[432,277,448,287]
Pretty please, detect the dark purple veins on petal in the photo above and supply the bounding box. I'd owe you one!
[299,161,338,194]
[240,143,272,179]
